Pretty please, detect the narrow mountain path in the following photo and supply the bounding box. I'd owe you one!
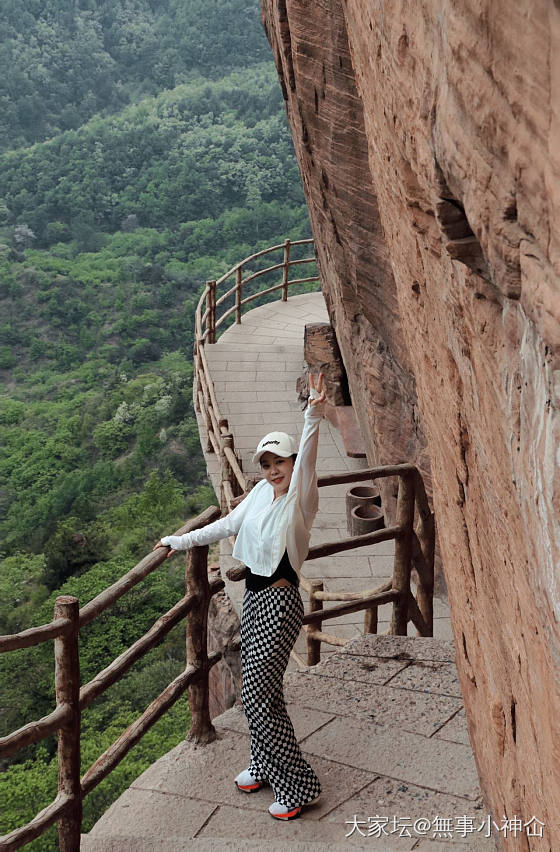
[82,293,495,850]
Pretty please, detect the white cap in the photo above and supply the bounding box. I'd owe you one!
[252,431,297,465]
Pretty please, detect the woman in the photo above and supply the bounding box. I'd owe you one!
[154,372,326,820]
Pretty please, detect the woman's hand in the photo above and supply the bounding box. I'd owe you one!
[309,371,326,407]
[152,540,177,559]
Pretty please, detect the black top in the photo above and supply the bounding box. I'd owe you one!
[245,549,299,592]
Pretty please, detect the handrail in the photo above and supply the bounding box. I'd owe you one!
[193,237,319,514]
[0,704,72,760]
[306,524,403,560]
[0,793,73,852]
[214,238,315,287]
[0,617,73,652]
[0,507,225,851]
[302,587,400,624]
[303,466,434,659]
[192,238,435,665]
[0,237,435,849]
[78,505,221,628]
[79,591,197,709]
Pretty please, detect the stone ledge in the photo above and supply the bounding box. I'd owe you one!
[83,634,494,850]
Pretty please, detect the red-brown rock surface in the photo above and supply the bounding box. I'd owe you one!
[262,0,560,841]
[207,565,242,718]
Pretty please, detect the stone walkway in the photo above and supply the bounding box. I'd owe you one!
[82,636,494,851]
[200,291,452,653]
[82,292,495,849]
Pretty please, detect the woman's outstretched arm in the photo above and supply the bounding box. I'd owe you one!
[153,484,260,557]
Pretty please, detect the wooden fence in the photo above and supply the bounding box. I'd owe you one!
[193,238,435,664]
[0,507,225,851]
[193,237,319,514]
[1,237,435,848]
[225,464,435,667]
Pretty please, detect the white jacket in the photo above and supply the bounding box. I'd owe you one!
[161,392,324,577]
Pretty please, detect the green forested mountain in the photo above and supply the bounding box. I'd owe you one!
[0,1,311,847]
[0,65,308,557]
[0,0,271,151]
[0,61,308,562]
[0,65,302,245]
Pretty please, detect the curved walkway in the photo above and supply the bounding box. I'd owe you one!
[202,291,452,650]
[82,292,495,850]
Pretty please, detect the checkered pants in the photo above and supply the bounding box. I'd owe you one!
[240,585,322,808]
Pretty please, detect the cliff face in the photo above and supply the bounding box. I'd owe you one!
[262,0,560,836]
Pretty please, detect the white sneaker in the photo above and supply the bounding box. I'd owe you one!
[234,768,264,793]
[268,793,321,820]
[268,801,302,820]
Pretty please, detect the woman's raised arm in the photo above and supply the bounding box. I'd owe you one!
[288,372,326,524]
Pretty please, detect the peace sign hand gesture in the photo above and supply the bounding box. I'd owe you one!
[309,371,326,407]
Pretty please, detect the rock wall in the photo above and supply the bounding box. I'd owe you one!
[262,0,560,844]
[207,564,242,719]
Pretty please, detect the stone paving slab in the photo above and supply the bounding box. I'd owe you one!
[388,662,462,698]
[82,837,494,852]
[81,838,381,851]
[85,787,216,839]
[326,775,493,849]
[196,803,416,849]
[306,650,412,685]
[284,671,463,739]
[432,708,471,747]
[303,716,480,800]
[214,702,335,742]
[413,839,496,850]
[83,634,493,850]
[346,636,456,663]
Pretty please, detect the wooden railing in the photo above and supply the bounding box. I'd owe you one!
[1,239,435,849]
[226,464,435,665]
[303,465,434,663]
[193,238,319,514]
[0,507,225,852]
[192,239,435,664]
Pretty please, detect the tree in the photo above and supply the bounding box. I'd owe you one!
[13,223,36,248]
[43,517,109,590]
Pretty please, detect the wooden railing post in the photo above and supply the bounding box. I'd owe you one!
[390,472,415,635]
[185,546,216,744]
[202,379,214,454]
[205,280,212,340]
[235,266,242,324]
[206,279,216,343]
[193,341,201,413]
[54,595,82,851]
[306,580,323,665]
[220,433,234,513]
[282,239,291,302]
[364,603,378,635]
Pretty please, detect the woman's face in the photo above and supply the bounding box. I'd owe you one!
[260,451,295,499]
